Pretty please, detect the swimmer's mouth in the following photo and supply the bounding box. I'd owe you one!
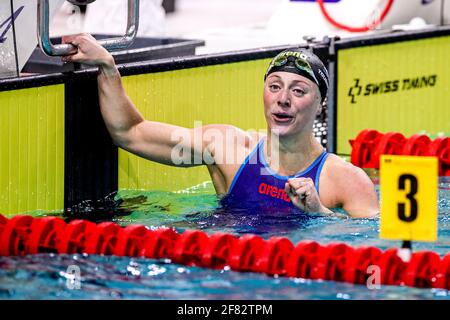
[272,113,294,122]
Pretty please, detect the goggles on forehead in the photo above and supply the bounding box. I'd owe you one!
[266,53,319,85]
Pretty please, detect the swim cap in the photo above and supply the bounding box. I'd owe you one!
[264,48,329,102]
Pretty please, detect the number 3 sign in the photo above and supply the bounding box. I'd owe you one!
[380,155,438,242]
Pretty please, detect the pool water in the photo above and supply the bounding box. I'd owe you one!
[0,177,449,300]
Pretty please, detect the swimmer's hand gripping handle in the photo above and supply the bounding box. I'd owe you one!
[37,0,140,56]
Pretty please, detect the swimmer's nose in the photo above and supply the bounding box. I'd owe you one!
[278,90,290,108]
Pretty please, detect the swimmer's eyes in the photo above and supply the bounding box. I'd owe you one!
[268,84,307,96]
[268,84,281,91]
[292,88,306,96]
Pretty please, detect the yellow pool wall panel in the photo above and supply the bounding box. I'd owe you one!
[337,36,450,155]
[119,59,270,191]
[0,85,65,215]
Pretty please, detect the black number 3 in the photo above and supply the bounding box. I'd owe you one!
[398,174,418,222]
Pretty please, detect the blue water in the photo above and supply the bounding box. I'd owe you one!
[0,177,449,300]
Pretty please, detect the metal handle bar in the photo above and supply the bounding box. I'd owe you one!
[37,0,140,56]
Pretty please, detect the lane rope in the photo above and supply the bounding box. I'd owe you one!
[0,214,448,289]
[349,129,450,176]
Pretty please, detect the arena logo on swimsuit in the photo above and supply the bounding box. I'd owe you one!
[258,183,291,203]
[0,6,24,44]
[348,74,437,104]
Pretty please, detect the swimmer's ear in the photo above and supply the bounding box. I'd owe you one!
[316,97,327,115]
[317,105,322,116]
[319,97,327,111]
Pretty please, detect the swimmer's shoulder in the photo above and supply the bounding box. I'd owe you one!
[321,153,368,180]
[320,153,376,200]
[320,153,379,218]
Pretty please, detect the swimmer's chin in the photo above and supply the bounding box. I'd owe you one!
[268,125,298,137]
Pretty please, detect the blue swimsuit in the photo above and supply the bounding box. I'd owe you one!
[221,138,329,214]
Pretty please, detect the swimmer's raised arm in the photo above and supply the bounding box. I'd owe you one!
[61,33,226,167]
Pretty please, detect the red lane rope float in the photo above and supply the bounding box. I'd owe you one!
[429,137,450,176]
[140,228,179,259]
[172,230,209,266]
[229,235,266,272]
[316,243,353,282]
[350,129,383,168]
[85,222,120,255]
[0,214,8,240]
[403,134,431,157]
[349,130,450,176]
[404,251,441,288]
[58,220,97,254]
[0,215,34,256]
[373,132,406,168]
[255,237,294,276]
[286,240,322,279]
[201,233,237,269]
[115,225,151,257]
[0,214,448,290]
[345,246,382,284]
[377,248,407,286]
[434,254,450,289]
[27,217,66,254]
[317,0,394,33]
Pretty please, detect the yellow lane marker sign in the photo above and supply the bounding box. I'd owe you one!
[380,155,438,242]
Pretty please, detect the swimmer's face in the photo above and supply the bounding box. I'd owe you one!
[263,72,321,137]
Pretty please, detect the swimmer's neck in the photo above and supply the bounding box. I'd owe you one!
[264,130,324,176]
